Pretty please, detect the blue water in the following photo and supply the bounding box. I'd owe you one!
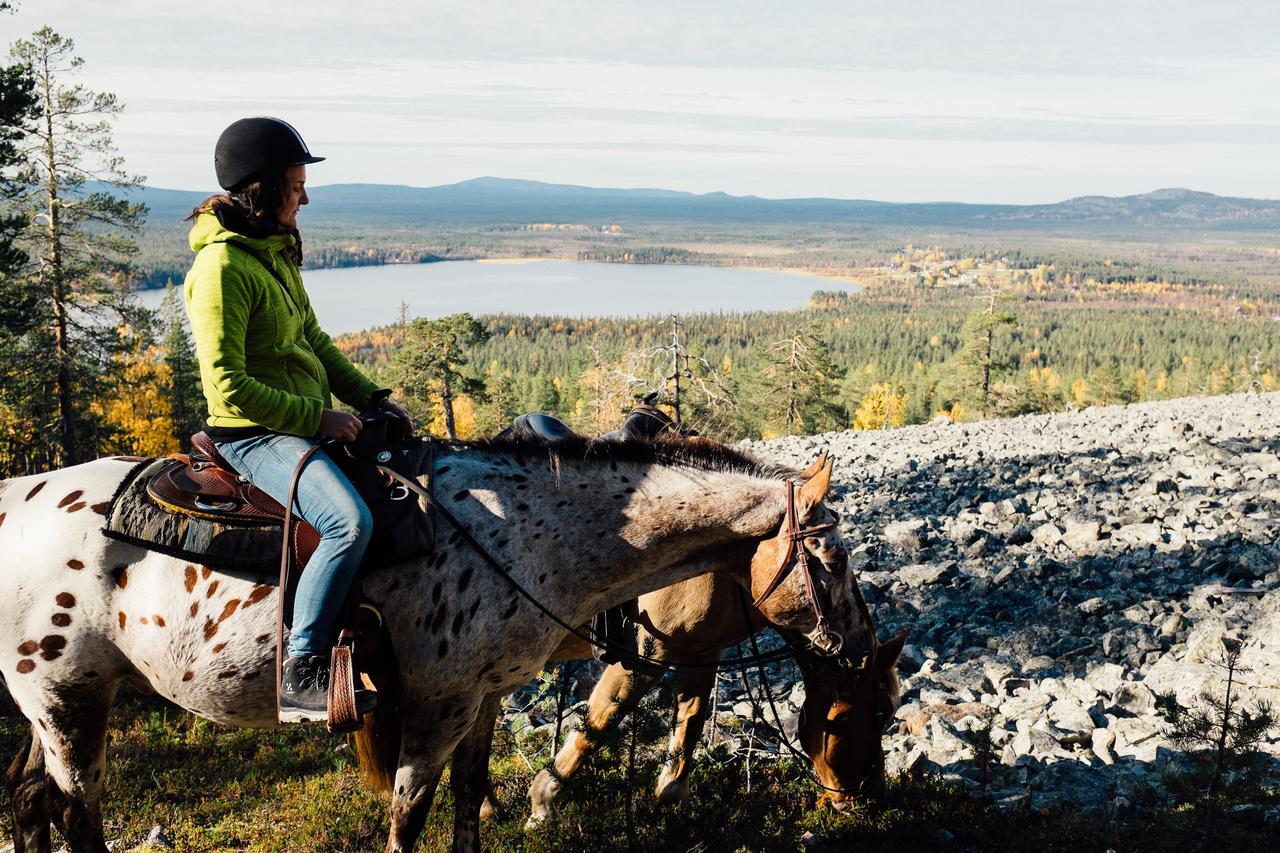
[139,260,859,334]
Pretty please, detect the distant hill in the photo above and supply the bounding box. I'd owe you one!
[124,178,1280,231]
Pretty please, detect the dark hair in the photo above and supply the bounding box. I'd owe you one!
[188,170,303,265]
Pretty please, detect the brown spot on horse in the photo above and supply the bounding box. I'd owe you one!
[211,642,227,653]
[203,618,219,642]
[189,602,199,618]
[205,580,220,598]
[16,640,37,656]
[245,584,272,607]
[201,566,211,580]
[182,671,194,682]
[55,592,75,608]
[38,635,66,660]
[51,614,71,627]
[0,512,6,528]
[57,490,84,508]
[66,558,84,570]
[111,566,129,588]
[90,501,110,515]
[153,615,166,627]
[217,599,240,622]
[184,565,197,593]
[118,612,126,630]
[24,481,46,501]
[15,659,34,674]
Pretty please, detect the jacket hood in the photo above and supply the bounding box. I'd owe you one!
[188,210,296,255]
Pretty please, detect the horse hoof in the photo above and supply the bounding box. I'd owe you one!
[654,776,690,806]
[523,813,547,832]
[479,795,499,822]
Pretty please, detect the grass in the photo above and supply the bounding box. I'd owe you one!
[0,691,1275,852]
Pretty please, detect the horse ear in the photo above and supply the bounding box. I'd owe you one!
[877,629,908,674]
[796,460,834,516]
[796,449,829,481]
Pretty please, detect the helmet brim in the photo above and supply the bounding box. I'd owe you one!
[292,155,326,166]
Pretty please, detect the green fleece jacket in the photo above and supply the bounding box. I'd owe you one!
[183,212,381,436]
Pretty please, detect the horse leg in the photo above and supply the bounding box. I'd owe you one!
[655,665,717,806]
[526,661,661,829]
[449,694,501,853]
[478,782,501,822]
[33,680,117,853]
[5,725,51,853]
[386,697,482,853]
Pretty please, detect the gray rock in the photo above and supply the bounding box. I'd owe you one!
[1091,728,1116,765]
[1061,519,1102,551]
[884,518,928,552]
[1111,682,1157,716]
[898,561,955,587]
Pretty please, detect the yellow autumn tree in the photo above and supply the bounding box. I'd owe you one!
[852,383,909,430]
[94,342,179,456]
[428,395,479,439]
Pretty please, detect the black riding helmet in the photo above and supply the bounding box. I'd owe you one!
[214,117,325,191]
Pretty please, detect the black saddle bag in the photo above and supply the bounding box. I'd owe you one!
[333,410,436,569]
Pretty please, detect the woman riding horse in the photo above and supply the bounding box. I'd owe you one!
[184,117,413,721]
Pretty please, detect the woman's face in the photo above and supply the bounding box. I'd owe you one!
[277,164,308,228]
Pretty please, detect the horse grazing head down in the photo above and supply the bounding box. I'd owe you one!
[795,629,906,808]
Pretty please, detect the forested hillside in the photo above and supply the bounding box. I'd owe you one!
[335,245,1280,441]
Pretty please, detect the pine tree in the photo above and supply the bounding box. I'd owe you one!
[7,27,147,465]
[1155,636,1278,845]
[937,295,1017,418]
[392,312,489,439]
[0,26,35,284]
[747,323,845,438]
[0,19,39,476]
[160,283,203,445]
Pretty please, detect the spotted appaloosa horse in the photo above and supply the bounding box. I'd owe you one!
[513,573,906,828]
[0,436,865,852]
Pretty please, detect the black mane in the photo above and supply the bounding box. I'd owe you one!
[451,433,797,480]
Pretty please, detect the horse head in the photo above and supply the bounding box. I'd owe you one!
[795,628,906,809]
[747,452,868,659]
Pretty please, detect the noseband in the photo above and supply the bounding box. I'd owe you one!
[751,480,842,653]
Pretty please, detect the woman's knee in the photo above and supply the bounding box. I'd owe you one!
[315,490,374,549]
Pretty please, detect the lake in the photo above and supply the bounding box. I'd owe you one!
[137,260,859,334]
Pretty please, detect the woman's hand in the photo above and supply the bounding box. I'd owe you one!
[318,408,363,442]
[379,398,415,434]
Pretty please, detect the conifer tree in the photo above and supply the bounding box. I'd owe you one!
[392,312,489,439]
[160,283,203,444]
[746,324,845,438]
[7,27,147,465]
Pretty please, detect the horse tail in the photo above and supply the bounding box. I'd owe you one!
[352,693,401,794]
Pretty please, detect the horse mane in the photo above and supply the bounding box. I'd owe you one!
[452,433,798,481]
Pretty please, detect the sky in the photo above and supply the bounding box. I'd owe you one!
[4,1,1279,203]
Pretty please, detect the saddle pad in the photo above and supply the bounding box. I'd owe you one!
[102,458,285,577]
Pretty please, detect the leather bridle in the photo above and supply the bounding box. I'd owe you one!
[751,479,842,655]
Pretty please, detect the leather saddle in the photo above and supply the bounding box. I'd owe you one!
[147,432,324,568]
[146,413,432,576]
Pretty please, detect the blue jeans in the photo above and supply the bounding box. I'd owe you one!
[216,433,373,659]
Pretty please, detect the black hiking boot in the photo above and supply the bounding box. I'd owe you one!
[279,655,377,724]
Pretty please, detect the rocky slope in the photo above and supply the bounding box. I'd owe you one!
[741,390,1280,814]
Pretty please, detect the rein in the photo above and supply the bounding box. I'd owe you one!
[275,441,330,708]
[377,464,833,676]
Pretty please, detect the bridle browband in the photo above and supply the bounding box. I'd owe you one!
[751,479,842,655]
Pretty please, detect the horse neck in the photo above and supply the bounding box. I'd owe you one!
[449,452,786,620]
